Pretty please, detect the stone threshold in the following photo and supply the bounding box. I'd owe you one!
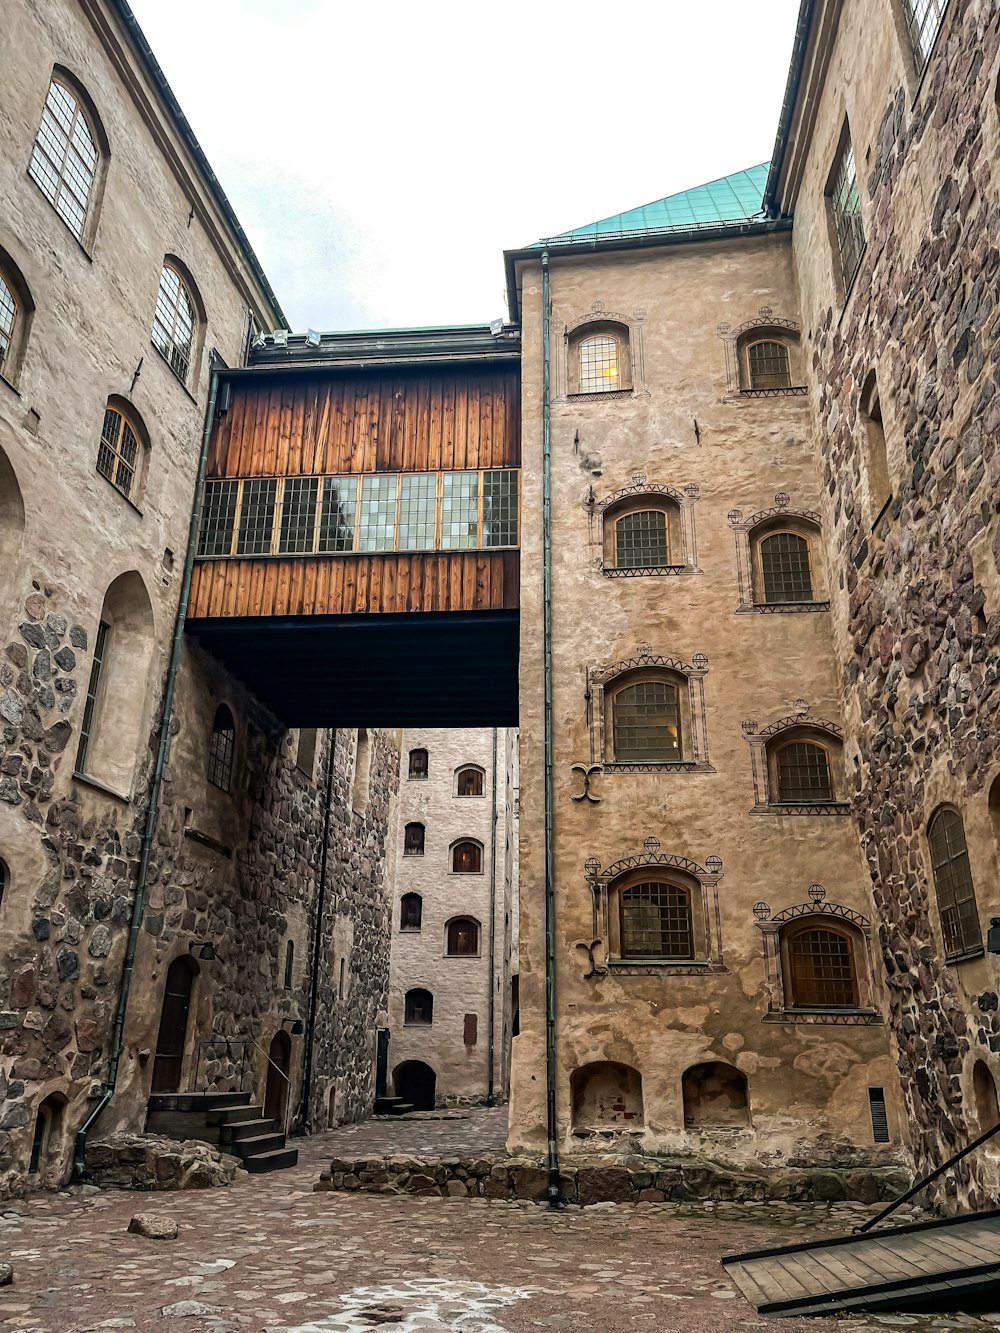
[316,1152,911,1205]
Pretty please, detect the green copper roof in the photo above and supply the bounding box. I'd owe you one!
[541,163,770,242]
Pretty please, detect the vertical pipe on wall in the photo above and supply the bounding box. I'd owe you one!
[541,251,561,1206]
[486,725,498,1105]
[73,364,221,1180]
[297,727,337,1134]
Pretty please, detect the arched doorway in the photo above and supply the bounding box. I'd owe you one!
[151,956,198,1093]
[264,1030,292,1127]
[393,1060,436,1111]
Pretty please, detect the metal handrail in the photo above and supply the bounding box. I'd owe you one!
[856,1118,1000,1233]
[251,1040,292,1138]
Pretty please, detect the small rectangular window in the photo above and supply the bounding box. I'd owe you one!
[829,135,865,292]
[236,478,277,556]
[869,1087,890,1142]
[278,477,318,554]
[76,620,109,775]
[198,480,239,557]
[463,1013,478,1046]
[441,472,478,550]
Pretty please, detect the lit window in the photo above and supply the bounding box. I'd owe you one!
[408,748,428,779]
[447,918,480,955]
[400,893,422,930]
[0,274,18,375]
[773,740,833,803]
[151,265,196,384]
[745,340,792,390]
[207,704,235,791]
[620,882,693,959]
[928,807,983,957]
[96,404,141,501]
[580,335,621,393]
[404,822,425,855]
[757,531,814,603]
[611,679,682,763]
[903,0,947,69]
[456,766,484,797]
[404,988,433,1025]
[29,78,98,240]
[615,510,669,569]
[829,137,865,290]
[75,620,109,775]
[785,926,859,1007]
[452,840,482,873]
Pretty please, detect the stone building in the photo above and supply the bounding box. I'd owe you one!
[0,0,396,1194]
[387,729,518,1109]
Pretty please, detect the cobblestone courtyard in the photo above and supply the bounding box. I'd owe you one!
[1,1112,998,1333]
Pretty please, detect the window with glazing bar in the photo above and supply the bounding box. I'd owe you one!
[29,79,98,240]
[927,806,982,957]
[829,136,865,291]
[903,0,947,69]
[97,405,140,500]
[75,620,109,774]
[197,471,519,557]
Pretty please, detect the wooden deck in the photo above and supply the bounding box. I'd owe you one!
[722,1208,1000,1316]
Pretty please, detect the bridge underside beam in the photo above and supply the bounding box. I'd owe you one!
[185,611,519,728]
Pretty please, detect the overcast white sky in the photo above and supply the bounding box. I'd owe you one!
[128,0,800,333]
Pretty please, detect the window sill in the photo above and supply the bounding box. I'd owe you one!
[403,1022,432,1028]
[736,600,831,615]
[945,946,985,965]
[72,770,130,803]
[402,851,425,857]
[399,927,421,934]
[601,564,701,579]
[608,958,729,977]
[449,870,485,877]
[96,467,144,516]
[0,372,21,397]
[150,340,199,404]
[566,389,634,403]
[443,953,482,961]
[751,800,851,816]
[455,793,486,799]
[407,775,429,781]
[763,1007,882,1026]
[604,760,715,775]
[735,386,809,399]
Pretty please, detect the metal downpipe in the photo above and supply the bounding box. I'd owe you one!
[296,728,337,1134]
[73,365,221,1180]
[541,252,561,1207]
[486,726,498,1105]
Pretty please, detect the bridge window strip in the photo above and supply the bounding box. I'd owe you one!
[197,470,519,558]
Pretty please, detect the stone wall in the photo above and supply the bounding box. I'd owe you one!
[781,0,1000,1207]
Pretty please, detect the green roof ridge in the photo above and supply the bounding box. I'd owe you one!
[540,162,770,242]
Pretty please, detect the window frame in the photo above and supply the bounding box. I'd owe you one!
[404,988,433,1026]
[770,735,836,806]
[451,839,484,874]
[96,400,147,505]
[927,805,984,960]
[900,0,949,73]
[589,651,713,774]
[617,880,696,962]
[754,528,816,606]
[781,921,861,1009]
[742,338,793,391]
[608,672,684,766]
[28,74,104,246]
[0,270,20,382]
[826,127,866,298]
[74,619,110,778]
[151,261,200,388]
[408,748,428,780]
[445,916,481,957]
[399,893,422,931]
[455,765,485,797]
[403,821,425,856]
[207,704,236,792]
[566,319,634,398]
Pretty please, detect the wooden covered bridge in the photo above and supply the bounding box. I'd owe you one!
[186,325,521,726]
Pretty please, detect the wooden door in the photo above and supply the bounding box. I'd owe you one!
[264,1031,291,1126]
[151,957,196,1093]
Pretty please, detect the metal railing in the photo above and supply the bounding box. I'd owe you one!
[251,1039,293,1138]
[194,1038,249,1092]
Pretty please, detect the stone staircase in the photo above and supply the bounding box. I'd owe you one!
[146,1092,298,1173]
[373,1095,414,1116]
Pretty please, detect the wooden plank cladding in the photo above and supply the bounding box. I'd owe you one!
[208,366,520,478]
[188,551,520,620]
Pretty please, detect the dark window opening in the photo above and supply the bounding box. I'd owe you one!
[408,748,428,779]
[452,840,483,873]
[786,926,859,1007]
[400,893,422,930]
[207,704,236,791]
[404,822,425,855]
[620,882,693,959]
[447,917,480,955]
[405,988,433,1025]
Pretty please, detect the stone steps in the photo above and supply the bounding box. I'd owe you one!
[373,1097,415,1116]
[245,1147,299,1173]
[146,1093,298,1175]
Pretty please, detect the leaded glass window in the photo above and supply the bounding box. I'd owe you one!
[580,335,621,393]
[398,474,436,550]
[620,883,693,959]
[928,807,982,956]
[29,79,98,240]
[318,476,357,552]
[199,480,239,556]
[758,531,813,603]
[611,679,681,763]
[482,470,518,547]
[75,620,109,774]
[830,139,865,290]
[441,472,478,549]
[96,405,140,500]
[615,510,669,569]
[278,476,318,554]
[787,927,858,1007]
[903,0,947,69]
[207,705,235,791]
[746,340,792,390]
[0,274,18,374]
[357,474,397,551]
[774,740,833,803]
[151,265,196,384]
[236,479,277,556]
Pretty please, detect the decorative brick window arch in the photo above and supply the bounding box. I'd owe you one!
[727,493,830,613]
[717,308,807,401]
[753,885,881,1025]
[741,707,850,815]
[560,303,647,400]
[587,475,702,577]
[588,646,713,773]
[579,840,727,977]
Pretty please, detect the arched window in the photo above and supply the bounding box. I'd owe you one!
[860,369,891,522]
[404,821,425,855]
[400,893,422,930]
[743,339,792,390]
[771,737,834,803]
[928,806,983,957]
[404,988,433,1025]
[783,923,859,1007]
[74,572,154,793]
[755,530,814,603]
[452,840,483,874]
[29,76,100,240]
[97,400,147,503]
[284,940,294,989]
[351,728,371,813]
[682,1062,750,1129]
[152,263,197,385]
[446,917,480,956]
[973,1060,1000,1133]
[568,322,633,396]
[571,1061,643,1128]
[0,272,18,377]
[0,251,33,387]
[0,857,7,913]
[408,748,428,779]
[207,705,236,791]
[609,675,683,764]
[617,510,668,568]
[456,766,484,797]
[620,882,693,959]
